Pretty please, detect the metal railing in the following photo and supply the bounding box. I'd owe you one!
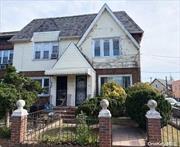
[161,110,180,147]
[24,110,99,146]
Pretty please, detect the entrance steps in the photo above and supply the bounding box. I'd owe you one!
[54,106,77,123]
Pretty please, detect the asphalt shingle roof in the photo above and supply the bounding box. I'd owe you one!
[10,11,143,42]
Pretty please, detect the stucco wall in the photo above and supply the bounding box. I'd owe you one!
[13,39,79,71]
[80,10,140,69]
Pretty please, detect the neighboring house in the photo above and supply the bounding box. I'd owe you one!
[0,31,17,77]
[172,80,180,100]
[150,78,172,96]
[9,4,143,106]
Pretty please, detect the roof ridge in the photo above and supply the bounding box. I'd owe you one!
[32,11,125,21]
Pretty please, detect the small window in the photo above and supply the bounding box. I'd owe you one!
[113,39,120,56]
[43,51,49,59]
[104,40,110,56]
[51,46,58,59]
[94,40,100,57]
[3,51,9,64]
[35,51,41,59]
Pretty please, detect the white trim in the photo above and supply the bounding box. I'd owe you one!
[98,74,132,94]
[77,4,140,49]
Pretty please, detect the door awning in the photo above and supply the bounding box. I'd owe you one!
[45,68,93,76]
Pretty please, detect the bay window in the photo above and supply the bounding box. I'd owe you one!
[34,42,59,60]
[32,77,50,96]
[99,75,131,93]
[93,38,121,57]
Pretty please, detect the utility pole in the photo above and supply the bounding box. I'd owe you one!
[165,76,168,96]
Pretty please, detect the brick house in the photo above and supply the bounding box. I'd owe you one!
[172,80,180,100]
[7,4,143,107]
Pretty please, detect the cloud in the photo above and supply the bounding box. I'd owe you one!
[0,0,179,81]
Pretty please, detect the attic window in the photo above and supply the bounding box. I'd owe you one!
[93,38,121,57]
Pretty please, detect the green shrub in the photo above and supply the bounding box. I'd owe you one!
[0,127,11,138]
[125,83,172,129]
[101,82,127,102]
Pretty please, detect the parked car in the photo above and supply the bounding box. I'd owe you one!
[165,97,180,108]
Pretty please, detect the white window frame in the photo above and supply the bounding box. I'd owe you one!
[93,37,121,57]
[98,74,132,94]
[33,42,59,60]
[31,77,50,97]
[0,50,13,64]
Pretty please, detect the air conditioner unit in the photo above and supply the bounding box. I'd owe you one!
[51,54,58,59]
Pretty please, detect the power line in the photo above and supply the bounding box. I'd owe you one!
[142,71,180,74]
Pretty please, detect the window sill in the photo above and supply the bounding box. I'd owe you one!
[38,94,50,97]
[32,59,57,61]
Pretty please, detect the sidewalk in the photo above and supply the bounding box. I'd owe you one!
[112,117,146,147]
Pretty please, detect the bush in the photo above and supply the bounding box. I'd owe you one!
[125,83,172,129]
[0,127,11,138]
[77,82,127,117]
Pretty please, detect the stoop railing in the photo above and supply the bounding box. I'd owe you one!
[23,109,99,146]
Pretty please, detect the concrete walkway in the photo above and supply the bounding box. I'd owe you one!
[112,117,146,147]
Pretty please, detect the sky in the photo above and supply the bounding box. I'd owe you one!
[0,0,180,82]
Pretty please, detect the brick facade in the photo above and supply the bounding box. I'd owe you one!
[20,71,46,77]
[99,117,112,147]
[146,118,162,147]
[11,116,27,145]
[95,67,140,93]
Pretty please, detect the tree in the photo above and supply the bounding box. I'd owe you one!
[0,65,42,127]
[125,83,171,129]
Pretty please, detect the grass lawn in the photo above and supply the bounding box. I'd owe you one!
[161,125,180,146]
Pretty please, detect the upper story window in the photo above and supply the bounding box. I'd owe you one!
[34,42,59,60]
[93,38,121,57]
[0,50,13,69]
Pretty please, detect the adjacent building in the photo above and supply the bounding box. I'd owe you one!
[172,80,180,100]
[2,4,143,106]
[150,78,172,96]
[0,31,17,77]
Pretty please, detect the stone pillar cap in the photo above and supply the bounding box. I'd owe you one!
[12,100,28,117]
[98,99,111,118]
[146,99,161,119]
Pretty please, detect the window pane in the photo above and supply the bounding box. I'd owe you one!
[3,51,8,64]
[101,77,108,87]
[94,40,100,56]
[35,51,41,59]
[43,51,49,59]
[113,39,120,56]
[44,79,49,87]
[51,46,58,59]
[0,51,2,64]
[104,40,110,56]
[123,76,130,88]
[44,79,49,94]
[9,50,13,64]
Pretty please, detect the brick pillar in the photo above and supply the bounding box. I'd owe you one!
[98,99,112,147]
[146,100,162,147]
[11,100,28,145]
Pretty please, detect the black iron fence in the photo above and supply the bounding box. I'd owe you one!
[161,108,180,147]
[23,110,99,146]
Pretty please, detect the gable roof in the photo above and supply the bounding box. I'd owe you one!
[10,6,143,43]
[77,4,140,48]
[45,43,94,76]
[151,79,172,87]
